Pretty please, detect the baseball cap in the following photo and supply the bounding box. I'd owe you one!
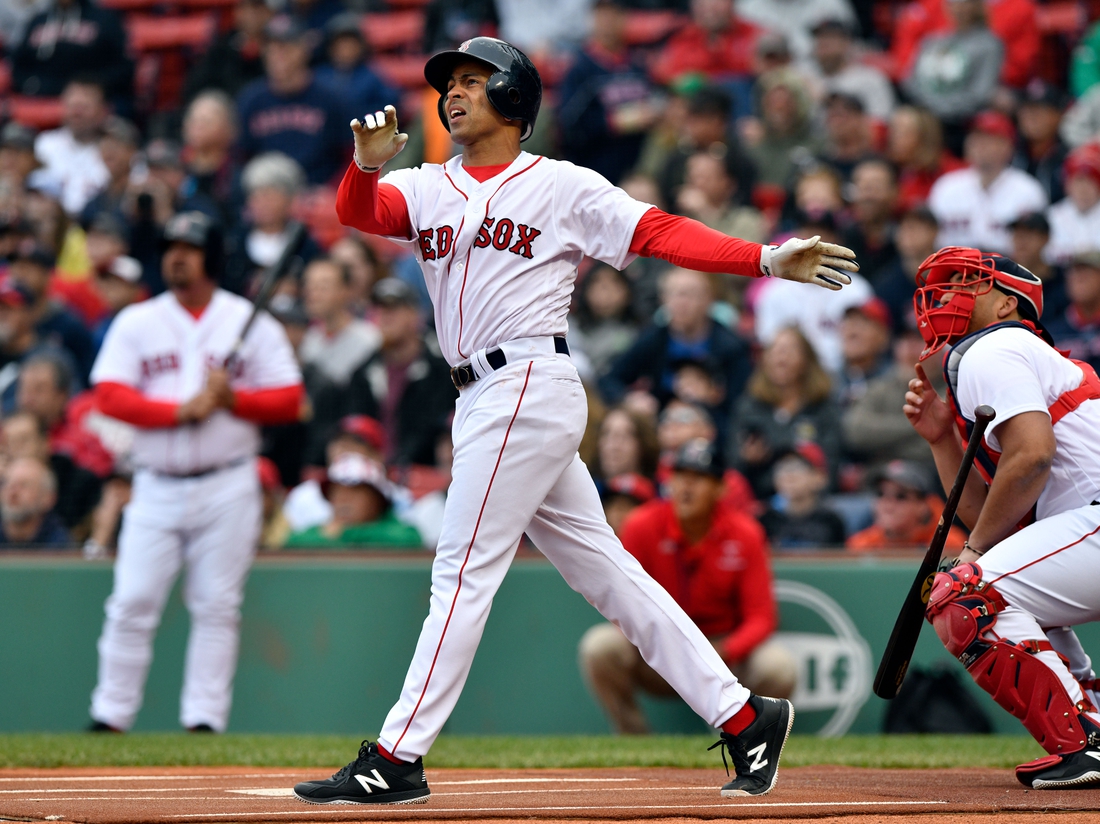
[372,277,418,308]
[105,255,142,283]
[1007,211,1050,234]
[1018,78,1068,110]
[844,296,892,329]
[1064,143,1100,186]
[601,473,656,505]
[324,452,392,500]
[671,438,724,479]
[0,121,37,152]
[336,414,386,454]
[87,210,128,240]
[777,441,828,473]
[101,116,140,147]
[325,11,364,41]
[0,276,34,308]
[268,293,309,326]
[811,18,851,37]
[266,14,313,42]
[163,211,213,248]
[11,242,55,270]
[825,90,865,113]
[870,460,934,495]
[1070,249,1100,269]
[969,110,1016,143]
[144,138,183,169]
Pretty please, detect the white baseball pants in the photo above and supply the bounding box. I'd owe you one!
[378,350,750,760]
[90,461,261,731]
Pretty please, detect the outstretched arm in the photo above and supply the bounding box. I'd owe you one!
[335,106,414,239]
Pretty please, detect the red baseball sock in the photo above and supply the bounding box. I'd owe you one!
[721,700,757,736]
[377,743,407,765]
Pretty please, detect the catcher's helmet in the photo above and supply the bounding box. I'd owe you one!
[913,246,1045,360]
[162,211,225,281]
[424,37,542,142]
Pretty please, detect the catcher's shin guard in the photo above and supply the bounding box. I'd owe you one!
[927,563,1094,754]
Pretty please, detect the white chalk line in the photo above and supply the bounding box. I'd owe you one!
[0,774,302,782]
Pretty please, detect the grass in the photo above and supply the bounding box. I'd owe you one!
[0,733,1046,770]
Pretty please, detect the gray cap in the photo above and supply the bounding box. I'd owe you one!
[372,277,418,307]
[871,460,934,495]
[102,116,140,147]
[671,437,724,479]
[0,122,36,152]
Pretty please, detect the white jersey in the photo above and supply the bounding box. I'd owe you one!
[954,325,1100,520]
[90,289,300,475]
[1045,197,1100,265]
[929,166,1048,253]
[31,127,109,216]
[380,152,650,366]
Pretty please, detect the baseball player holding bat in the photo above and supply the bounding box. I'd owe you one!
[87,211,303,733]
[905,245,1100,788]
[293,37,857,805]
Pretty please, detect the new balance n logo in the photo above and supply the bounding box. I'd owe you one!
[747,743,769,771]
[354,770,391,793]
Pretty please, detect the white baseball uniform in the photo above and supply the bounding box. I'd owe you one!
[929,166,1048,253]
[947,325,1100,719]
[89,289,301,731]
[1045,197,1100,265]
[339,153,754,760]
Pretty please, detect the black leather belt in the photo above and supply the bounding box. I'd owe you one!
[450,337,569,390]
[152,457,249,479]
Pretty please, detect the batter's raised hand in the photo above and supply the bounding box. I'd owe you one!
[351,106,408,172]
[760,235,858,290]
[903,362,954,445]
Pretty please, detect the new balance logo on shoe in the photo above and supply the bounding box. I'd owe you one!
[354,771,391,793]
[747,743,768,771]
[1087,752,1100,762]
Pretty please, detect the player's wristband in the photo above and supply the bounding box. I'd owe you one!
[354,153,382,174]
[758,244,777,278]
[962,540,986,556]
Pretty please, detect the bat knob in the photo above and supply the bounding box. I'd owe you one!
[974,404,996,424]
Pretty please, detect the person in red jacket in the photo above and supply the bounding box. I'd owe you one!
[579,437,797,734]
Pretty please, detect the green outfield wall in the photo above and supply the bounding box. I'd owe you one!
[2,552,1094,736]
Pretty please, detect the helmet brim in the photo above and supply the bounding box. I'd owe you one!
[424,50,501,96]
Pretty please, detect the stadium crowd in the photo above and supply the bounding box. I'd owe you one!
[1,0,1099,556]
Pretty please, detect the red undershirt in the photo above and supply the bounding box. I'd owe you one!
[335,161,763,277]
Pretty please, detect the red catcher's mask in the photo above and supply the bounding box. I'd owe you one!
[913,246,1044,361]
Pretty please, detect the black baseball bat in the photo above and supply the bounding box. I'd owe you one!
[872,403,997,700]
[224,221,307,369]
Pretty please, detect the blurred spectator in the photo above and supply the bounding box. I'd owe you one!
[806,18,894,122]
[1013,79,1069,206]
[1007,212,1068,319]
[315,12,400,126]
[180,91,245,239]
[284,453,422,548]
[599,471,655,538]
[928,111,1047,253]
[651,0,762,88]
[873,205,938,327]
[729,325,842,498]
[578,437,795,734]
[0,455,68,547]
[9,243,94,383]
[286,0,342,32]
[736,0,857,66]
[570,263,641,378]
[887,105,965,212]
[0,278,72,412]
[1045,251,1100,373]
[847,459,967,552]
[591,405,660,483]
[557,0,657,185]
[30,77,109,216]
[0,0,49,49]
[237,15,348,185]
[834,298,892,408]
[742,68,821,188]
[902,0,1003,152]
[1059,82,1100,150]
[1046,144,1100,267]
[423,0,498,53]
[599,267,752,427]
[495,0,593,54]
[257,455,289,549]
[675,149,765,245]
[90,255,144,352]
[17,351,112,477]
[0,123,41,206]
[759,442,846,549]
[816,91,875,185]
[10,0,133,104]
[841,158,900,285]
[79,117,139,228]
[655,86,756,219]
[346,279,455,467]
[842,323,936,470]
[225,152,316,295]
[183,0,272,104]
[329,234,388,312]
[1,409,100,535]
[300,257,379,390]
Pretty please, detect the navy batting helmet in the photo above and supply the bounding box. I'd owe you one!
[162,211,225,280]
[424,37,542,142]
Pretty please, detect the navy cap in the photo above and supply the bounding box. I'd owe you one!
[671,438,724,479]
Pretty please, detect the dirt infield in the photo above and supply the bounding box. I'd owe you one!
[2,765,1100,824]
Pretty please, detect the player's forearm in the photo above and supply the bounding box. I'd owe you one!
[928,434,988,530]
[95,382,181,429]
[628,208,762,278]
[334,162,412,239]
[967,450,1052,553]
[231,384,303,424]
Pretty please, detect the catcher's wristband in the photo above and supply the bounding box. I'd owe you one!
[759,244,777,278]
[354,153,382,174]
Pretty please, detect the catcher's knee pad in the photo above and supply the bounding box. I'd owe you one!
[925,563,1007,665]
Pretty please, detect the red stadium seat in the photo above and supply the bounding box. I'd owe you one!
[127,13,216,52]
[373,54,429,89]
[127,14,217,113]
[362,11,425,53]
[0,61,11,96]
[386,0,430,8]
[1035,2,1086,36]
[6,95,64,129]
[623,10,687,46]
[98,0,165,10]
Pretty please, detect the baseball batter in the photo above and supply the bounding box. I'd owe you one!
[88,211,302,733]
[293,38,857,805]
[906,246,1100,788]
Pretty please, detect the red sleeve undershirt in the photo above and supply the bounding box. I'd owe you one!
[334,162,763,276]
[96,382,302,428]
